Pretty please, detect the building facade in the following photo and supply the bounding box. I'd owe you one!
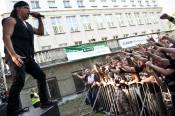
[0,0,172,107]
[0,0,169,53]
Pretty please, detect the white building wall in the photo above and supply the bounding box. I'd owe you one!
[0,0,169,53]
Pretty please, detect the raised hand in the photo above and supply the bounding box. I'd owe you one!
[30,12,42,19]
[145,61,152,67]
[72,73,78,76]
[143,50,151,56]
[124,49,130,52]
[160,13,171,20]
[105,55,111,60]
[147,35,155,43]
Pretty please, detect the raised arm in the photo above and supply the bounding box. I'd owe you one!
[157,47,175,54]
[146,61,175,76]
[162,35,175,45]
[160,13,175,25]
[132,53,147,63]
[128,73,140,85]
[145,68,163,86]
[31,13,44,35]
[120,65,136,73]
[72,73,85,80]
[145,51,170,67]
[122,52,147,63]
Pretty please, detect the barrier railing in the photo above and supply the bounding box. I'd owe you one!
[79,81,174,116]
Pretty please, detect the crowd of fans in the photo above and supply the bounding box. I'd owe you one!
[73,13,175,116]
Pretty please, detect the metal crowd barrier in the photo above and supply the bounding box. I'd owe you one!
[79,81,175,116]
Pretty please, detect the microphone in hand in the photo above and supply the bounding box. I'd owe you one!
[29,12,45,18]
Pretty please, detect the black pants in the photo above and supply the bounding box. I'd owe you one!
[5,54,49,115]
[33,102,40,108]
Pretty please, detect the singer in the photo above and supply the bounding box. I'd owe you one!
[2,1,58,116]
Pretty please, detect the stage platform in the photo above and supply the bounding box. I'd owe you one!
[20,105,60,116]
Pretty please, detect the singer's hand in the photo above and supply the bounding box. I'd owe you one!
[31,12,41,19]
[11,54,26,67]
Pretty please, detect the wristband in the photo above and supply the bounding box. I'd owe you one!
[129,53,133,57]
[151,64,155,68]
[168,17,174,22]
[149,53,152,57]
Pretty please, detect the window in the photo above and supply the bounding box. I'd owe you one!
[116,14,125,26]
[101,0,107,6]
[90,0,96,6]
[112,0,118,7]
[33,19,48,35]
[75,41,82,45]
[48,1,56,7]
[106,15,115,27]
[81,16,92,30]
[101,37,107,41]
[77,0,84,7]
[142,12,151,24]
[31,1,40,8]
[152,1,157,6]
[59,43,67,47]
[146,1,150,6]
[131,1,135,6]
[138,1,143,6]
[113,35,118,39]
[134,13,142,24]
[142,31,146,35]
[51,17,64,34]
[150,12,157,23]
[94,15,104,29]
[125,13,134,25]
[67,16,79,32]
[133,32,137,36]
[89,36,96,42]
[47,77,61,100]
[63,1,71,7]
[122,0,127,7]
[41,45,51,50]
[124,34,129,37]
[157,29,160,32]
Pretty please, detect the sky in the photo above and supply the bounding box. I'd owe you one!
[158,0,175,15]
[0,0,175,56]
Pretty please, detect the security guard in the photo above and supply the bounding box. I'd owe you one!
[30,88,40,108]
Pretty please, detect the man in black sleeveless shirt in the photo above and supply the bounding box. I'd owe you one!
[2,1,58,116]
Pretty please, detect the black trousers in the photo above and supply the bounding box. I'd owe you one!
[33,101,40,108]
[5,54,49,115]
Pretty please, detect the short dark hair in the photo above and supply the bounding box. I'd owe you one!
[112,56,121,61]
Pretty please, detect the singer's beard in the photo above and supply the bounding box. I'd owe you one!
[23,14,29,20]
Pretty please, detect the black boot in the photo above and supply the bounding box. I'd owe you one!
[40,100,58,108]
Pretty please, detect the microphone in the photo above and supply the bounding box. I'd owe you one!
[29,12,45,18]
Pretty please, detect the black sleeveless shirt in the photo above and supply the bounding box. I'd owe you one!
[4,17,34,59]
